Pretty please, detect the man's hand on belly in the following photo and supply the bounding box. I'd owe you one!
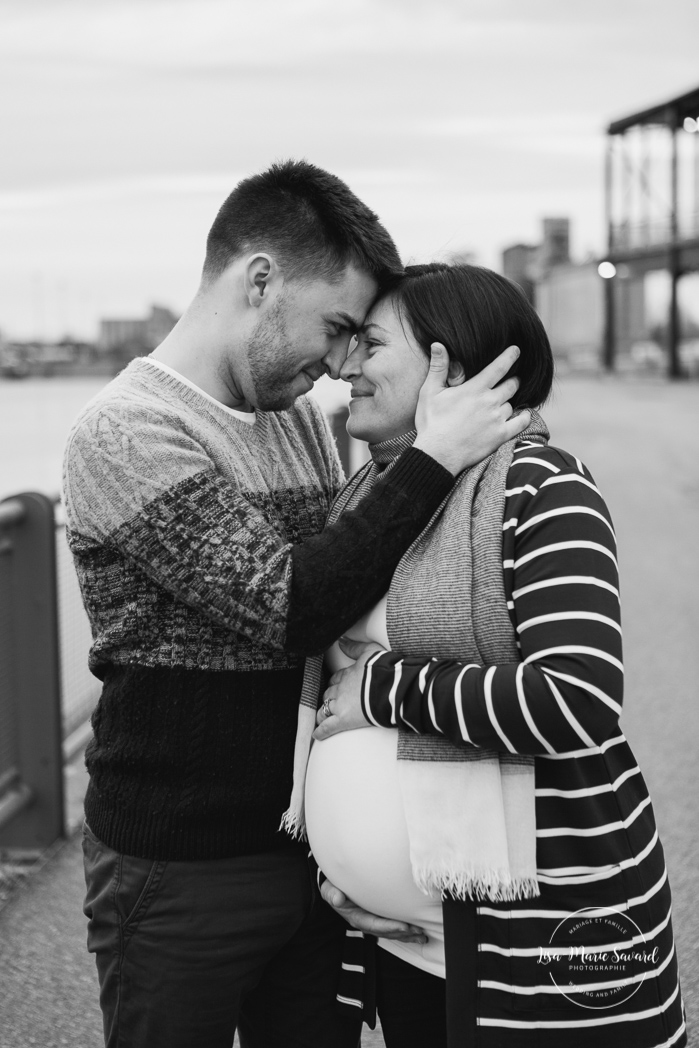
[320,879,427,943]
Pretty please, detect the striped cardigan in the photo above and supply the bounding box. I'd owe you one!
[352,441,686,1048]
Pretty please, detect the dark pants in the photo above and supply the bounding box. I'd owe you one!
[375,946,448,1048]
[82,822,361,1048]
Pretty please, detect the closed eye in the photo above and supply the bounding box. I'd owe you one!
[362,339,384,353]
[327,324,357,345]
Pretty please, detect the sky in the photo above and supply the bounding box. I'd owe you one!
[1,0,698,341]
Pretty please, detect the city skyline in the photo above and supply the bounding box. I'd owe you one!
[1,0,698,340]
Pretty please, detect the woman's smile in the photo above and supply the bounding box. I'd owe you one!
[340,298,429,444]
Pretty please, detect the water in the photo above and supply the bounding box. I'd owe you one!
[0,377,108,500]
[0,372,352,502]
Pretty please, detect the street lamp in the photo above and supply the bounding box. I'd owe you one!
[598,261,617,279]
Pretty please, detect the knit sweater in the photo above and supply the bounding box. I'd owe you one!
[62,357,454,861]
[352,442,685,1047]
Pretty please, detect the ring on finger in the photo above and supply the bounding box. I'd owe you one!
[322,698,332,717]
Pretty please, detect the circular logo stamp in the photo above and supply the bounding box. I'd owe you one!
[536,906,658,1010]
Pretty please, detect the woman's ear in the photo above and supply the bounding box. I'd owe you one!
[447,359,466,387]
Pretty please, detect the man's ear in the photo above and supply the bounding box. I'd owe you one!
[447,359,466,387]
[243,254,278,308]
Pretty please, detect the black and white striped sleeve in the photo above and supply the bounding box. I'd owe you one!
[361,446,624,755]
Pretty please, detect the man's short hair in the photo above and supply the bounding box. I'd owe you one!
[203,159,403,288]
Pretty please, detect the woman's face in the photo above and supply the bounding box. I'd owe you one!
[339,297,429,444]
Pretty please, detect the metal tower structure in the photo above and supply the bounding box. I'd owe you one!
[604,85,699,377]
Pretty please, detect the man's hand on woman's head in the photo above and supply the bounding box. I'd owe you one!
[413,343,531,476]
[313,639,383,741]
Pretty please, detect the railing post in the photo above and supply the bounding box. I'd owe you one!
[0,493,65,853]
[603,135,616,372]
[603,275,616,372]
[668,109,683,380]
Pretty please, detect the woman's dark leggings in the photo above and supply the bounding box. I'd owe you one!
[375,946,448,1048]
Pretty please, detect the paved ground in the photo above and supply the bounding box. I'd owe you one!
[0,373,696,1047]
[0,831,101,1048]
[545,372,699,1042]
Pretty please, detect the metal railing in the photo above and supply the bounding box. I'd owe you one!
[0,493,98,854]
[610,212,699,253]
[54,501,100,752]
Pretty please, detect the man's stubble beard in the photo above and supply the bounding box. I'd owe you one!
[245,297,300,412]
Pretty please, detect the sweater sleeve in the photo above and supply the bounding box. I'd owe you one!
[64,404,453,654]
[287,448,452,652]
[362,448,623,754]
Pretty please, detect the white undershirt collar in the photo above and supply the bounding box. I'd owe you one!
[144,356,256,425]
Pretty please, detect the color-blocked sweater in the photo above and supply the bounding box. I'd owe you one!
[62,357,453,860]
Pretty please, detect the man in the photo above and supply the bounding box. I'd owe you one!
[64,160,526,1048]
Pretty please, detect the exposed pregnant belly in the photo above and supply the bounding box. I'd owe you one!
[305,724,445,975]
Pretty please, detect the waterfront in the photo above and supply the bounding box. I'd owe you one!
[0,377,107,500]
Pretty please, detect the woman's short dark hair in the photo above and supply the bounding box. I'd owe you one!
[203,159,403,289]
[387,262,554,409]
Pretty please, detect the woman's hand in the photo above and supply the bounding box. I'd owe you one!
[313,638,385,740]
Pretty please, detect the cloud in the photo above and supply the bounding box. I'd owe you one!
[0,0,569,71]
[423,114,605,158]
[0,173,243,214]
[0,167,436,218]
[1,0,697,342]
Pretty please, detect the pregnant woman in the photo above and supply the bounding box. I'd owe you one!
[300,264,686,1048]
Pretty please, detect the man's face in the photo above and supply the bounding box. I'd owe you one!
[245,264,378,411]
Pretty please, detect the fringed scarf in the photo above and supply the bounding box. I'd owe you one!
[282,414,548,902]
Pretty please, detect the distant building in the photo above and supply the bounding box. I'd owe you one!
[99,318,149,355]
[145,305,180,351]
[502,220,571,306]
[0,338,98,378]
[502,219,608,367]
[535,262,604,366]
[99,304,178,358]
[539,218,570,272]
[503,244,537,304]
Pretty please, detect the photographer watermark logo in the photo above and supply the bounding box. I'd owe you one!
[537,907,658,1010]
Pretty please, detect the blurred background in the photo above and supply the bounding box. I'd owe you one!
[2,0,699,498]
[0,2,698,1046]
